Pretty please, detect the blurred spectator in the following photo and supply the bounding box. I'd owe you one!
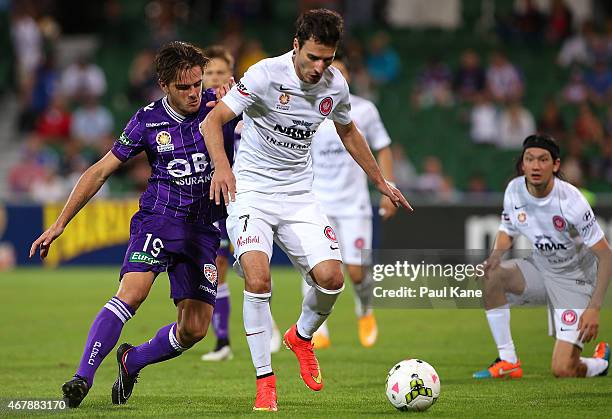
[497,0,546,44]
[453,49,485,103]
[237,39,267,79]
[584,60,612,104]
[497,100,535,149]
[537,98,566,142]
[411,56,453,109]
[561,68,589,104]
[467,173,489,195]
[367,31,401,84]
[145,0,183,47]
[35,94,72,143]
[70,95,114,153]
[557,20,596,68]
[60,56,107,103]
[343,38,375,100]
[30,167,66,203]
[8,152,46,199]
[561,155,585,187]
[127,47,161,104]
[10,2,42,96]
[486,51,524,103]
[546,0,573,44]
[470,93,498,144]
[514,0,546,43]
[390,143,416,191]
[18,52,60,132]
[574,102,604,144]
[415,155,445,193]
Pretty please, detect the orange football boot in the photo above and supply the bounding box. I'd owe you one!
[473,358,523,379]
[283,324,323,391]
[253,374,277,412]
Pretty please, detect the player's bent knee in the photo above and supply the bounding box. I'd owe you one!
[551,359,579,378]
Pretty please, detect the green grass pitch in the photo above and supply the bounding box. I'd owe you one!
[1,267,611,417]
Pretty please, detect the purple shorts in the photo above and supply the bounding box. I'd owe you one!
[120,210,220,306]
[216,218,231,259]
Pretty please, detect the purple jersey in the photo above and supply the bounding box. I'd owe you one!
[112,91,237,224]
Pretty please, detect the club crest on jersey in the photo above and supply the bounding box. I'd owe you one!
[517,212,527,224]
[156,131,174,152]
[203,263,218,286]
[276,93,291,111]
[552,215,566,232]
[319,97,333,116]
[561,309,577,325]
[354,237,365,249]
[324,226,338,243]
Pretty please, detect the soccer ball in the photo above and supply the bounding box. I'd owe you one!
[385,359,440,412]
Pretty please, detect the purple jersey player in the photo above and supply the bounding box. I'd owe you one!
[29,41,237,408]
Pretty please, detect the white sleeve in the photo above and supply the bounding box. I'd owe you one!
[362,103,391,151]
[221,63,268,116]
[568,192,605,247]
[329,79,352,125]
[499,187,519,237]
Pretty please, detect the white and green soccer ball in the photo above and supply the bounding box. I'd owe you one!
[385,359,440,412]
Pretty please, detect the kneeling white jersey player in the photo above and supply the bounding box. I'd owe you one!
[307,57,399,349]
[474,134,611,380]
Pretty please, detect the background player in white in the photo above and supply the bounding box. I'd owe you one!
[307,56,398,349]
[200,9,411,411]
[474,134,611,379]
[200,45,281,362]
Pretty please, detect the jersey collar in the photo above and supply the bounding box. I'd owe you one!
[162,96,186,123]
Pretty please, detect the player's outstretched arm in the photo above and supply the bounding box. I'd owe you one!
[334,121,412,211]
[579,238,612,342]
[200,101,237,205]
[29,151,123,259]
[376,146,398,220]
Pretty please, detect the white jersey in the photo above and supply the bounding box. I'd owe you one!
[222,51,352,194]
[311,94,391,217]
[499,176,604,275]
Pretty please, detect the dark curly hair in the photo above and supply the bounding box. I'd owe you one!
[295,9,344,48]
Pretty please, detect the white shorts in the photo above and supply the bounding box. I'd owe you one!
[327,216,372,266]
[227,191,342,281]
[509,258,594,348]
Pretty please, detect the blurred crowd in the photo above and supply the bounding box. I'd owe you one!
[5,0,612,204]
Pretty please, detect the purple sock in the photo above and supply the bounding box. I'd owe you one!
[124,323,186,374]
[75,297,135,387]
[212,283,230,342]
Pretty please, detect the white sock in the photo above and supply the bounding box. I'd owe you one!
[302,279,330,337]
[217,282,230,299]
[580,357,609,377]
[353,273,374,317]
[243,291,273,376]
[297,283,343,339]
[485,304,517,363]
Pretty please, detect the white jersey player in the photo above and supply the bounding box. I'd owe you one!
[200,9,411,412]
[307,58,398,349]
[474,134,611,380]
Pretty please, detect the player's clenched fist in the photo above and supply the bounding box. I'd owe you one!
[210,165,236,206]
[29,223,64,259]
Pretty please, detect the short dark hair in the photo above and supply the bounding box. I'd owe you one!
[155,41,208,85]
[295,8,344,48]
[203,45,235,70]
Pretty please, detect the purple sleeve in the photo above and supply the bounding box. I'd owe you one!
[111,111,145,162]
